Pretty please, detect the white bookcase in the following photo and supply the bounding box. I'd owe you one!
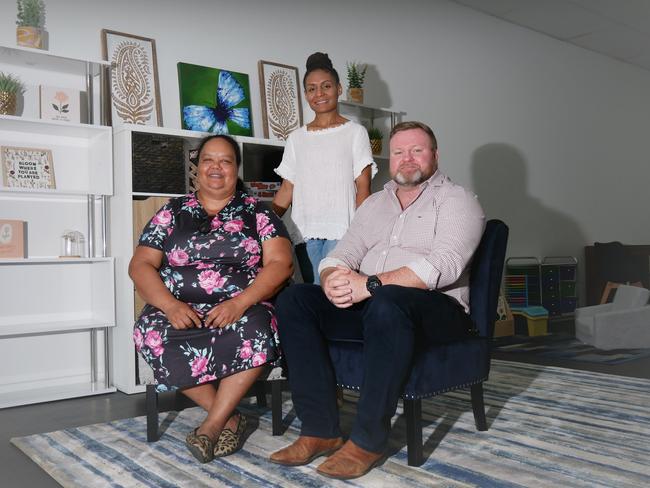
[111,124,285,394]
[338,100,404,190]
[0,47,114,408]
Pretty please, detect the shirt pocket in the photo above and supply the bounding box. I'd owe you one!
[402,211,437,252]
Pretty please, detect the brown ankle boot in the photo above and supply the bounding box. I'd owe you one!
[316,440,383,479]
[269,436,344,466]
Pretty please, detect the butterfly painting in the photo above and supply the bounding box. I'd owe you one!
[178,62,253,136]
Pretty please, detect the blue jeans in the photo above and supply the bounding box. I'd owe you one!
[276,283,473,453]
[295,239,339,284]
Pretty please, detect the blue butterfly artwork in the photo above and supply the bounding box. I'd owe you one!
[178,63,253,136]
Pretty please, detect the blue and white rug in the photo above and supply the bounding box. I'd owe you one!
[11,360,650,487]
[493,334,650,364]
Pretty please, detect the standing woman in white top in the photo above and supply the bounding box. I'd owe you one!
[272,52,376,284]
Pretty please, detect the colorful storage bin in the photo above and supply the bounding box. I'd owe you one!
[512,306,549,336]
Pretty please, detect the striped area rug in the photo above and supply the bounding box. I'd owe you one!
[11,360,650,487]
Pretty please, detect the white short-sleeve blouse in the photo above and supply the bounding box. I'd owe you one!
[274,120,377,241]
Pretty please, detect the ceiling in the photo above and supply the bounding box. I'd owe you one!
[451,0,650,72]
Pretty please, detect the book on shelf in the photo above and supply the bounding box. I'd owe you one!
[0,219,27,258]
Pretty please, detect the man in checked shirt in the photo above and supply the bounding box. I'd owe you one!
[270,121,486,479]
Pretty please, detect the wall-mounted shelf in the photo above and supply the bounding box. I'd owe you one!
[338,100,405,126]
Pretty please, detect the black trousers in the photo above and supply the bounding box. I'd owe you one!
[276,283,473,453]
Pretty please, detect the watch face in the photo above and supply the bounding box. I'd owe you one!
[367,275,382,295]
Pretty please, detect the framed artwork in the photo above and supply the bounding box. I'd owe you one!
[258,60,303,140]
[101,29,162,126]
[1,146,55,189]
[178,62,252,136]
[0,219,27,258]
[39,86,81,123]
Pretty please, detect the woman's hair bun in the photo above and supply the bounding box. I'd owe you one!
[306,52,333,71]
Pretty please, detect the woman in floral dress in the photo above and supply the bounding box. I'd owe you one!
[129,134,293,463]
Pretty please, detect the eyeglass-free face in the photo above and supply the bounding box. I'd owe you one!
[197,138,239,195]
[304,69,341,114]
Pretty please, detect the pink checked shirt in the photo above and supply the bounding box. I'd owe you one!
[318,170,486,312]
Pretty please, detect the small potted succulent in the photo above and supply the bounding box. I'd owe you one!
[16,0,47,49]
[346,61,367,104]
[367,126,383,155]
[0,71,26,116]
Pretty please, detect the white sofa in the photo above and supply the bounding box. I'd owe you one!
[575,285,650,350]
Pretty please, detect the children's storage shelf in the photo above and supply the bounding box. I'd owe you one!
[541,256,578,317]
[504,257,542,310]
[505,256,578,319]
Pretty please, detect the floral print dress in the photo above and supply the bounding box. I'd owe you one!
[133,191,289,392]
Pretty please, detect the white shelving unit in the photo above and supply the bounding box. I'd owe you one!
[111,124,285,394]
[0,44,109,124]
[338,100,405,190]
[338,100,404,128]
[0,47,114,408]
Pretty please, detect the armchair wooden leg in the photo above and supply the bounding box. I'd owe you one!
[271,380,284,435]
[470,383,488,431]
[404,398,423,467]
[146,384,159,442]
[255,381,268,407]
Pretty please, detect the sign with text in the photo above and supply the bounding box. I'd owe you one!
[1,146,56,189]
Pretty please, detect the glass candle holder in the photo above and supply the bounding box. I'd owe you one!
[61,230,85,257]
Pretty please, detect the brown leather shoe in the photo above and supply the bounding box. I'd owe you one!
[316,440,383,480]
[269,436,344,466]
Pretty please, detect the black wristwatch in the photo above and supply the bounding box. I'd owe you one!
[366,275,383,296]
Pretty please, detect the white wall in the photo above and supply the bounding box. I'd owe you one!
[2,0,649,289]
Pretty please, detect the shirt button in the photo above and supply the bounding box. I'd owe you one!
[400,215,404,219]
[382,251,387,255]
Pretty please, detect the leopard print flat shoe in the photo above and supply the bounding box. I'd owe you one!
[186,428,215,463]
[214,411,247,457]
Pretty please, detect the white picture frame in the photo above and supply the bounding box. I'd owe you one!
[39,86,81,123]
[258,60,303,140]
[1,146,55,190]
[101,29,163,126]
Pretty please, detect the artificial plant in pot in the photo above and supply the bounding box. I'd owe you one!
[0,72,26,116]
[367,126,383,155]
[16,0,47,49]
[346,61,367,103]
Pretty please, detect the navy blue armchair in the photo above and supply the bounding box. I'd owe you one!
[147,220,508,468]
[321,219,509,466]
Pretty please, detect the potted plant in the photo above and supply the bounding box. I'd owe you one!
[367,126,383,155]
[16,0,46,49]
[346,61,367,103]
[0,71,26,116]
